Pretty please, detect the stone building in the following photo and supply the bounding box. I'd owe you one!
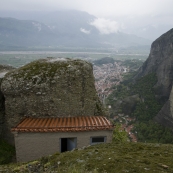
[12,116,113,162]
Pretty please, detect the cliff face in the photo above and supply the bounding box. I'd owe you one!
[0,78,5,136]
[0,65,15,138]
[155,85,173,129]
[135,28,173,129]
[1,58,105,143]
[135,28,173,102]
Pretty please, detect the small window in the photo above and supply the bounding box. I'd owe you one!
[90,136,106,145]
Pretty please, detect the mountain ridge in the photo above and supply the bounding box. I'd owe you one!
[0,10,151,50]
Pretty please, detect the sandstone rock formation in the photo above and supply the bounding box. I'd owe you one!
[134,28,173,129]
[155,85,173,129]
[1,58,105,143]
[135,28,173,102]
[0,78,5,136]
[0,64,15,138]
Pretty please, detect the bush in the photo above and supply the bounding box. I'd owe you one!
[0,139,15,164]
[112,124,128,143]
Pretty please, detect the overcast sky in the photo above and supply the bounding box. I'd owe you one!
[1,0,173,17]
[1,0,173,40]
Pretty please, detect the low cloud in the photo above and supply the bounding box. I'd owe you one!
[80,28,90,34]
[90,18,120,34]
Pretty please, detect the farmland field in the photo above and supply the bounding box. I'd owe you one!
[0,51,148,67]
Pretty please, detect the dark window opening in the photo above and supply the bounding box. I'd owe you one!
[92,137,105,143]
[60,138,77,153]
[91,136,106,145]
[61,138,67,152]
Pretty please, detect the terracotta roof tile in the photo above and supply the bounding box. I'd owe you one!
[11,116,114,133]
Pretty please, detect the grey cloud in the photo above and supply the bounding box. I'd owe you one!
[1,0,173,17]
[0,0,173,40]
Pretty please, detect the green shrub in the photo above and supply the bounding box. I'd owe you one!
[112,124,128,143]
[0,139,15,164]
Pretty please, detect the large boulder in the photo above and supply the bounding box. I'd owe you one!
[1,58,105,143]
[0,64,15,138]
[0,78,5,137]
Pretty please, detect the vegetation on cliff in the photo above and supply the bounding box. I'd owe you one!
[5,58,92,82]
[107,73,173,143]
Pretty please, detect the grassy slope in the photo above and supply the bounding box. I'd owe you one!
[1,142,173,173]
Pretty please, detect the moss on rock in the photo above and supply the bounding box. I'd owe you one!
[1,58,105,144]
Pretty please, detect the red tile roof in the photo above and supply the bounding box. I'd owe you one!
[11,116,114,132]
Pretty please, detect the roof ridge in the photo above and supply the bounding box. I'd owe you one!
[11,116,114,133]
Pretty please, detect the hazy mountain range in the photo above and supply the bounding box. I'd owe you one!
[0,10,152,50]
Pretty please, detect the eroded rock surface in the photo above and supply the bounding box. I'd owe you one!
[1,58,105,143]
[155,85,173,129]
[135,28,173,129]
[135,28,173,102]
[0,64,15,138]
[0,78,5,136]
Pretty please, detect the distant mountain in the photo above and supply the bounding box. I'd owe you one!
[0,17,57,49]
[0,10,151,50]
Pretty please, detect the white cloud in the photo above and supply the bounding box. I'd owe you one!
[90,18,120,34]
[80,28,90,34]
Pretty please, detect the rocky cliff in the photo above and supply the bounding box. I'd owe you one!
[135,28,173,129]
[0,65,15,138]
[155,85,173,129]
[1,58,105,143]
[0,78,5,137]
[135,28,173,102]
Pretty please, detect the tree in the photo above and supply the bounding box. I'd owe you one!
[112,124,128,143]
